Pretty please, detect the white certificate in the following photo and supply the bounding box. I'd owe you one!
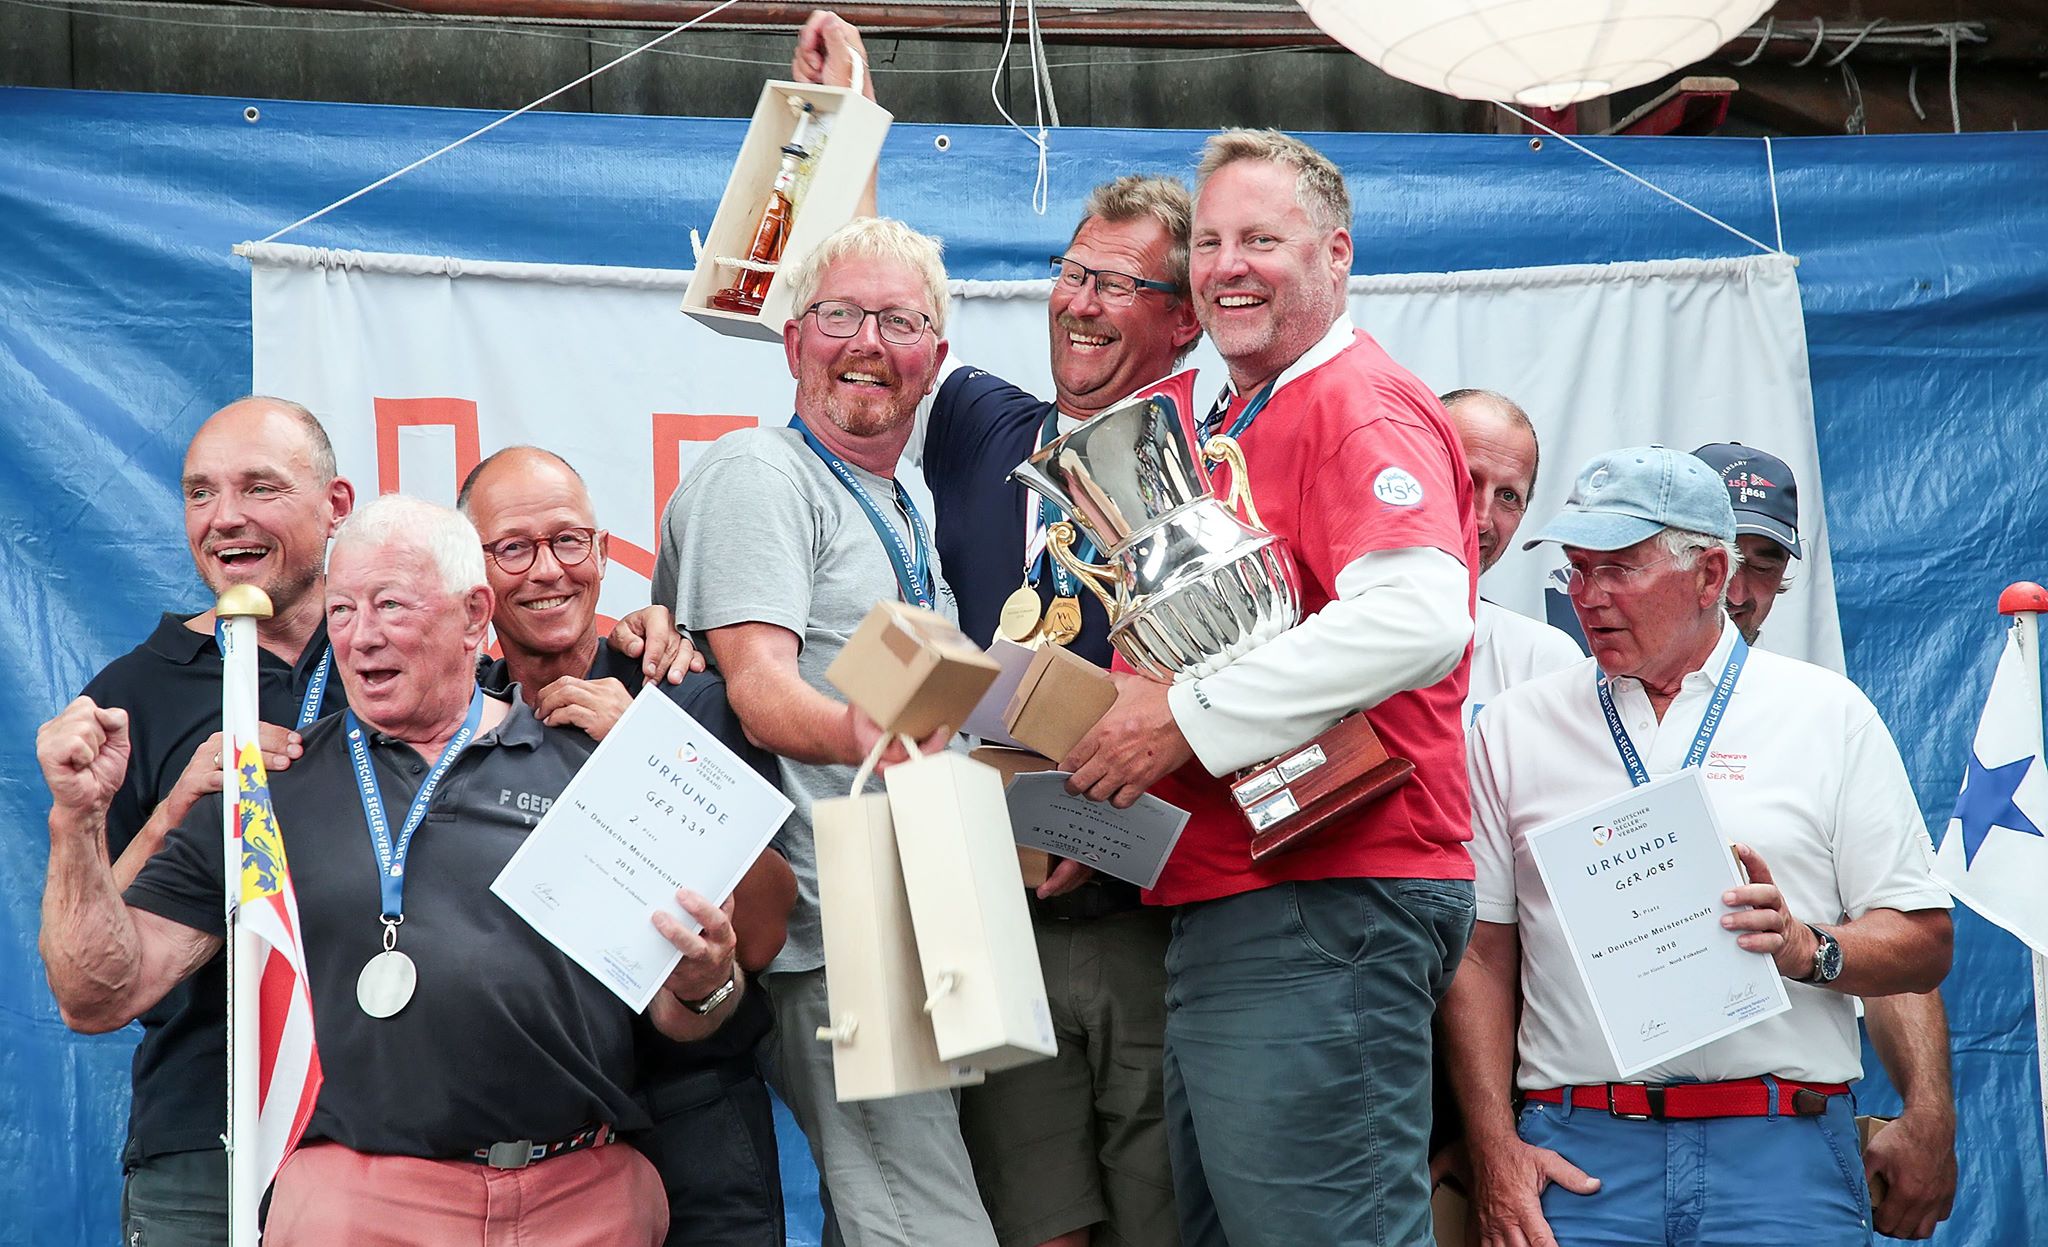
[960,637,1039,750]
[1004,771,1189,889]
[1525,768,1790,1075]
[491,684,794,1011]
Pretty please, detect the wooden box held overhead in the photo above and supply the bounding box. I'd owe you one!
[681,80,892,342]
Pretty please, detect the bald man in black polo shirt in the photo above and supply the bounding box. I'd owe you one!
[39,495,742,1245]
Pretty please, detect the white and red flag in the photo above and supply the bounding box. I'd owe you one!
[219,611,322,1246]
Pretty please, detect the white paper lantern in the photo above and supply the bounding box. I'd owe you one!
[1297,1,1775,108]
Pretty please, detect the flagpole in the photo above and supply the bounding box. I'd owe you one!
[218,585,273,1247]
[1998,580,2048,1179]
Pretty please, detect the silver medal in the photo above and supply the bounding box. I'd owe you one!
[356,949,417,1018]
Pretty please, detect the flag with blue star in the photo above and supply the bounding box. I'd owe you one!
[1934,622,2048,956]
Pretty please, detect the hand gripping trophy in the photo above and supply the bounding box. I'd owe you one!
[1011,372,1413,860]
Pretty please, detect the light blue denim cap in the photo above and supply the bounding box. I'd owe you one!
[1522,446,1738,551]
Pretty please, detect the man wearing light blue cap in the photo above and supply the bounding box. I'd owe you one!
[1442,446,1953,1247]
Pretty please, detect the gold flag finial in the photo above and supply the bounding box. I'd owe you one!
[214,585,275,619]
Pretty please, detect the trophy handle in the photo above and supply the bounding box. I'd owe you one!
[1048,521,1119,610]
[1202,435,1265,531]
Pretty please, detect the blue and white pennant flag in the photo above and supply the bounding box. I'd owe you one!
[1933,621,2048,955]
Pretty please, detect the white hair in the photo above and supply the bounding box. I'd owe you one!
[785,216,951,336]
[331,494,486,596]
[1656,526,1740,611]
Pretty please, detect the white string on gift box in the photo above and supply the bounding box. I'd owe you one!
[257,0,749,243]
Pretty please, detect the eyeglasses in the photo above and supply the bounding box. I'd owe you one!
[1048,255,1178,306]
[482,527,599,575]
[1548,554,1680,597]
[804,300,934,346]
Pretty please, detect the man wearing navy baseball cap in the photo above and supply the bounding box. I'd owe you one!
[1693,442,1802,645]
[1696,441,1958,1240]
[1444,446,1953,1247]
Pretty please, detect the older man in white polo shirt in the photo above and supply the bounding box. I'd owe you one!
[1444,446,1952,1247]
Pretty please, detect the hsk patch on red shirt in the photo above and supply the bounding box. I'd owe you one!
[1141,330,1480,907]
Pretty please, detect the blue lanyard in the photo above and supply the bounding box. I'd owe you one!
[212,622,333,730]
[1596,635,1749,788]
[1026,407,1096,596]
[791,415,935,609]
[1202,379,1278,441]
[297,647,333,730]
[344,688,485,920]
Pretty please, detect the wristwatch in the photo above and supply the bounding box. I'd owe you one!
[1801,924,1844,984]
[681,969,740,1016]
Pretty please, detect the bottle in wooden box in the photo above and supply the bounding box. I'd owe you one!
[708,100,820,314]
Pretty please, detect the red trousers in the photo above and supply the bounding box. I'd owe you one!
[265,1140,668,1246]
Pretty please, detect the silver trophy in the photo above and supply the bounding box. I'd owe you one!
[1010,377,1413,861]
[1009,384,1301,683]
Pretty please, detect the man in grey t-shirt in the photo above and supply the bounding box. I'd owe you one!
[655,218,996,1247]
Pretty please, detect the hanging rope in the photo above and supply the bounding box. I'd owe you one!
[1494,102,1784,258]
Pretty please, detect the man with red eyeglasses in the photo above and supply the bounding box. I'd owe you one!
[1446,446,1951,1247]
[460,446,797,1247]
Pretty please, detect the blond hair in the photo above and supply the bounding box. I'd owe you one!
[1075,174,1192,297]
[785,217,951,336]
[1195,129,1352,236]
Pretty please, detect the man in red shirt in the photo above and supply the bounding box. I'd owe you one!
[1064,130,1479,1245]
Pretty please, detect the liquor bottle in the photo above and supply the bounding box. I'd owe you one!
[710,101,819,314]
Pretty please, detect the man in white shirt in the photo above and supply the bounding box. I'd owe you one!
[1442,388,1582,724]
[1446,445,1952,1247]
[1694,441,1958,1241]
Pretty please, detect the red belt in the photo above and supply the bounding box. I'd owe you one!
[1524,1078,1850,1121]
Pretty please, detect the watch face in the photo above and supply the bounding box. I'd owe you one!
[1816,929,1844,981]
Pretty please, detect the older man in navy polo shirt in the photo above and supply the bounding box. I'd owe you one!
[39,495,742,1245]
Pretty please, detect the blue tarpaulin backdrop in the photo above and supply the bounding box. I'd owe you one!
[3,86,2045,1246]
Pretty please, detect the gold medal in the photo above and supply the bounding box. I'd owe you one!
[998,584,1044,643]
[1039,594,1083,646]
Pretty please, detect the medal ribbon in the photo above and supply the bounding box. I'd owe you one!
[1201,379,1278,442]
[345,688,486,921]
[1596,634,1749,788]
[791,415,936,609]
[1021,407,1096,597]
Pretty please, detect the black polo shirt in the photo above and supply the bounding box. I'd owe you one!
[126,697,651,1158]
[478,645,778,1068]
[79,613,344,1162]
[927,367,1114,666]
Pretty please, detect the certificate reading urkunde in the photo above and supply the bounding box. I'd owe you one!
[1525,768,1790,1075]
[492,685,794,1011]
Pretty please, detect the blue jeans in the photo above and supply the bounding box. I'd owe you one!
[1517,1086,1872,1246]
[1162,877,1475,1247]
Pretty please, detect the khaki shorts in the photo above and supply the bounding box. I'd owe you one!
[958,904,1179,1247]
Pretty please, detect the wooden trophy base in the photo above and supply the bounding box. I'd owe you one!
[1230,712,1415,861]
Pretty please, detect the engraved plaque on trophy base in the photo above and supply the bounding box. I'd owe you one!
[1230,712,1415,861]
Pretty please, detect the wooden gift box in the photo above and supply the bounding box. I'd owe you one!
[885,750,1057,1072]
[813,792,985,1101]
[681,80,893,343]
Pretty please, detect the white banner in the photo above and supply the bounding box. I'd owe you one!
[245,244,1840,669]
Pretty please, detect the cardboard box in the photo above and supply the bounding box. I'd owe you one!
[1002,643,1117,763]
[681,81,893,342]
[1430,1181,1477,1247]
[886,750,1057,1072]
[827,602,1002,739]
[812,792,986,1101]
